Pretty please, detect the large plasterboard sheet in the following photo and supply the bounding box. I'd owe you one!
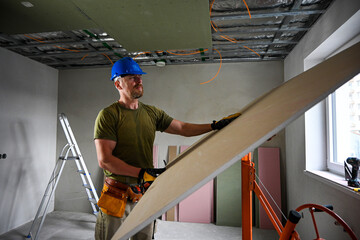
[72,0,212,51]
[112,42,360,240]
[0,0,98,34]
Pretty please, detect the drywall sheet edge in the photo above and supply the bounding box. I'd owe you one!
[112,42,360,240]
[165,146,178,221]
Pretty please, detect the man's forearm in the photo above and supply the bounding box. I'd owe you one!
[99,156,141,177]
[165,119,212,137]
[181,123,212,137]
[95,139,141,178]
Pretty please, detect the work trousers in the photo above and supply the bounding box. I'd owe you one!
[95,201,153,240]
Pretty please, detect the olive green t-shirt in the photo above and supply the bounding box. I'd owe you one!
[94,101,173,180]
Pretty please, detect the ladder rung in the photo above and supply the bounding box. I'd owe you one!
[59,156,79,160]
[88,198,97,204]
[77,170,91,175]
[83,184,94,189]
[83,184,96,191]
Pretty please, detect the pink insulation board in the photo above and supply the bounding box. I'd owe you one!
[178,146,214,223]
[258,147,281,229]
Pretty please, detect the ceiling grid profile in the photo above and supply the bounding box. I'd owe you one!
[0,0,334,69]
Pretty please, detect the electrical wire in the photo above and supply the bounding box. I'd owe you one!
[242,0,252,19]
[210,0,260,57]
[133,49,222,85]
[101,53,113,64]
[81,54,88,61]
[199,48,222,85]
[83,29,123,59]
[24,34,80,52]
[167,49,209,56]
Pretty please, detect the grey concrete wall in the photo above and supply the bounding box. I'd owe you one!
[284,1,360,238]
[56,61,284,213]
[0,47,58,234]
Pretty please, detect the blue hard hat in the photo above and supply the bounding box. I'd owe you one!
[110,57,146,81]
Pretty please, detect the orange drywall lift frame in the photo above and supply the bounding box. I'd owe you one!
[241,153,358,240]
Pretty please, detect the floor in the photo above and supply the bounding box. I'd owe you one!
[0,211,278,240]
[155,220,279,240]
[0,211,96,240]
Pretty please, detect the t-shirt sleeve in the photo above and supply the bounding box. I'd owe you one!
[94,108,118,141]
[149,106,173,132]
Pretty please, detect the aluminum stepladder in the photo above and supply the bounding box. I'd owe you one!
[26,113,99,240]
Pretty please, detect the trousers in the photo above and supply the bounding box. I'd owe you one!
[95,201,153,240]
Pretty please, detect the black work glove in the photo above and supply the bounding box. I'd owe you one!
[138,168,166,192]
[211,112,241,130]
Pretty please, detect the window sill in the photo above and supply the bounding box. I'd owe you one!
[304,170,360,200]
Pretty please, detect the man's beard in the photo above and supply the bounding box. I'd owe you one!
[131,84,143,99]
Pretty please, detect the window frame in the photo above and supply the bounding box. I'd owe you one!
[326,92,343,175]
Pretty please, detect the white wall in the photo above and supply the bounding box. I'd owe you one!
[284,1,360,238]
[0,47,58,234]
[56,61,284,212]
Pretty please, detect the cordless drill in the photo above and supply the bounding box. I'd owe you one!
[346,157,360,187]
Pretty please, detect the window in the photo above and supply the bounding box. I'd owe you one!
[327,73,360,174]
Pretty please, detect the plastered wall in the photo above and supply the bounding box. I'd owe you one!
[56,61,284,213]
[0,47,58,234]
[284,1,360,238]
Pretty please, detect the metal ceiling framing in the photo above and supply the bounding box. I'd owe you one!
[0,0,334,69]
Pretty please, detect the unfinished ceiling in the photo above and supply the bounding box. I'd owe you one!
[0,0,334,69]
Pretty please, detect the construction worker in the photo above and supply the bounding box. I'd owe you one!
[94,57,239,240]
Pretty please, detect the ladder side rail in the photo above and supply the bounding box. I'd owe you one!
[59,113,99,202]
[27,156,65,239]
[59,115,99,214]
[27,144,70,239]
[73,158,99,214]
[31,147,71,240]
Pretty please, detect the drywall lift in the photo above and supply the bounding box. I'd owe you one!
[26,113,99,240]
[241,153,357,240]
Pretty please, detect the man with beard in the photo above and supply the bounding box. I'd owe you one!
[94,57,238,240]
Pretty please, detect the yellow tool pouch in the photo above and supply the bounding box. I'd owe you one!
[97,183,127,218]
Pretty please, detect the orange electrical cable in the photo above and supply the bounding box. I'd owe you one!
[81,54,88,61]
[200,48,222,85]
[210,0,260,57]
[243,0,252,19]
[54,46,80,52]
[211,21,222,32]
[167,49,208,56]
[133,52,151,59]
[24,34,45,43]
[102,53,113,64]
[24,34,80,52]
[220,35,238,43]
[242,45,260,57]
[211,21,218,32]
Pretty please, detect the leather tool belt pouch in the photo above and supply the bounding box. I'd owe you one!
[97,180,128,218]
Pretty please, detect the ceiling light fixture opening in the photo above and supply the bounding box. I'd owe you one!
[21,1,34,8]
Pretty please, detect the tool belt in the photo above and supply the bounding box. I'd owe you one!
[97,177,143,218]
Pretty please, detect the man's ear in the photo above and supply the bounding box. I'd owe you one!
[114,80,122,90]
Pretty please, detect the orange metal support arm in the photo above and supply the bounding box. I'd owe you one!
[241,153,300,240]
